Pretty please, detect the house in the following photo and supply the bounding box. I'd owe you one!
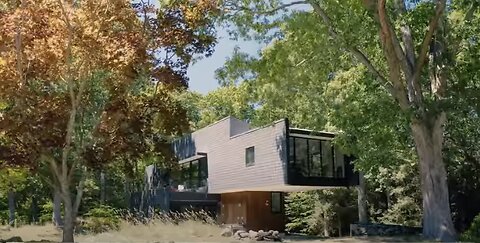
[151,117,359,231]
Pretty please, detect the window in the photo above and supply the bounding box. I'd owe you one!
[294,138,309,176]
[321,141,334,177]
[289,136,345,179]
[175,158,208,192]
[245,146,255,166]
[309,140,322,177]
[271,192,282,213]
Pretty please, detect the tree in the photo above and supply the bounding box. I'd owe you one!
[218,0,480,240]
[176,83,255,129]
[0,167,28,226]
[0,0,217,242]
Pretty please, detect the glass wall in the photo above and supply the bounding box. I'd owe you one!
[289,136,345,178]
[174,158,208,192]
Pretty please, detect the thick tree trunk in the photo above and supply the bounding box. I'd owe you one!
[357,173,368,224]
[53,188,63,227]
[62,189,75,243]
[8,190,15,226]
[411,114,456,241]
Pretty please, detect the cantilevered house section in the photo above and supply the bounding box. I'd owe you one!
[168,117,359,231]
[172,116,358,193]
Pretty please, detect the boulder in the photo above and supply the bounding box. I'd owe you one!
[1,236,23,243]
[249,230,258,238]
[220,227,233,237]
[239,232,250,238]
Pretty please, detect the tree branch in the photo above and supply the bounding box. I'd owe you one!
[308,0,406,107]
[412,0,446,85]
[376,0,414,110]
[229,1,308,15]
[263,1,308,14]
[395,0,415,68]
[377,0,412,80]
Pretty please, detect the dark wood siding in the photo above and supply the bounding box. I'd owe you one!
[221,192,285,231]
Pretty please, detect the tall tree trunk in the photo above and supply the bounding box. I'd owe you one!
[53,188,63,227]
[357,173,368,224]
[8,190,15,226]
[411,114,456,241]
[62,188,75,243]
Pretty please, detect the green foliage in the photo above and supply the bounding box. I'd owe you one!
[460,214,480,242]
[39,201,54,224]
[285,191,316,234]
[285,189,357,236]
[82,205,121,234]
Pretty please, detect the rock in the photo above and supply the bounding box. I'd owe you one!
[258,230,264,234]
[0,226,10,231]
[249,230,258,239]
[221,227,233,237]
[1,236,23,242]
[239,232,250,238]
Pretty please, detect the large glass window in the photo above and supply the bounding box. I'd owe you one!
[294,138,309,177]
[309,140,322,177]
[175,158,208,192]
[321,141,334,177]
[199,158,208,188]
[289,136,344,179]
[334,148,345,178]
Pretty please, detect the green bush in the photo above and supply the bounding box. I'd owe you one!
[82,204,120,234]
[39,201,54,224]
[285,189,357,237]
[461,214,480,242]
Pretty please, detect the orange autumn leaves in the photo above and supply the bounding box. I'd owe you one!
[0,0,145,93]
[0,0,218,168]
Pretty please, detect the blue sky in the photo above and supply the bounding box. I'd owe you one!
[186,29,262,94]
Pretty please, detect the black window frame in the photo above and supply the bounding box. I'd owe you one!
[245,146,255,167]
[271,192,282,214]
[176,157,208,191]
[288,136,343,178]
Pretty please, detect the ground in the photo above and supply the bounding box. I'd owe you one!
[1,223,424,242]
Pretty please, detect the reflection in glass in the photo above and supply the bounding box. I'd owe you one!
[294,138,309,177]
[309,140,322,177]
[321,141,333,177]
[334,148,345,178]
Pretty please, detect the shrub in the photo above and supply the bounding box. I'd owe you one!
[82,204,120,234]
[285,189,357,237]
[461,214,480,242]
[39,200,56,224]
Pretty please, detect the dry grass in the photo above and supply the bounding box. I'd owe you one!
[78,220,227,242]
[0,225,62,242]
[1,221,228,242]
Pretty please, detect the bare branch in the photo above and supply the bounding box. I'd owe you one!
[228,1,308,15]
[395,0,415,67]
[263,1,308,14]
[412,0,446,85]
[15,0,26,88]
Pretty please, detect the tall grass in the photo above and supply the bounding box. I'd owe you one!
[1,209,225,242]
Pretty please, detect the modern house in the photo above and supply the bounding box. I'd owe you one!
[147,117,359,231]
